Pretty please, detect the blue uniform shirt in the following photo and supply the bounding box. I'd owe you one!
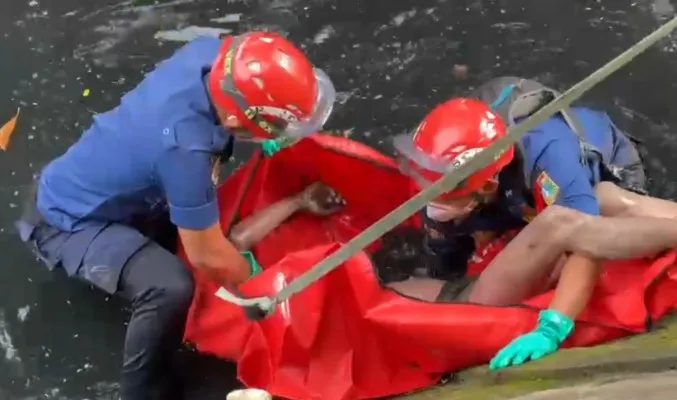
[423,107,639,278]
[520,107,623,216]
[37,36,231,232]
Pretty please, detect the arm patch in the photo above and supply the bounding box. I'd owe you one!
[535,171,560,206]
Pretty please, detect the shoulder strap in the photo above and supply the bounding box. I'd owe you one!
[507,80,586,141]
[471,77,586,140]
[474,77,597,187]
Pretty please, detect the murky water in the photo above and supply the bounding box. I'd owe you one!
[2,0,677,398]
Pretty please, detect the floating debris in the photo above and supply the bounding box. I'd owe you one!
[313,25,335,44]
[0,108,21,151]
[210,13,242,24]
[17,305,30,322]
[0,311,20,363]
[154,26,233,43]
[452,64,469,80]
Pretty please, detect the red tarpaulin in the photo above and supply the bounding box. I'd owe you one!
[179,135,677,400]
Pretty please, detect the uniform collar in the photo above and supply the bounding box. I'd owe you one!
[202,72,221,126]
[202,72,234,155]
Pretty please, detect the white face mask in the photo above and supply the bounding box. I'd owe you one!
[425,201,477,222]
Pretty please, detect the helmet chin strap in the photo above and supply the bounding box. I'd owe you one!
[434,176,498,206]
[472,176,500,205]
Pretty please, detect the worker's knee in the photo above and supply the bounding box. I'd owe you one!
[154,272,194,314]
[121,243,195,320]
[532,205,589,245]
[594,181,619,198]
[595,181,628,216]
[147,264,194,321]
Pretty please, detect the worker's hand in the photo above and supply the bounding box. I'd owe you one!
[241,251,263,278]
[261,137,299,157]
[261,139,282,157]
[297,182,346,216]
[489,309,574,370]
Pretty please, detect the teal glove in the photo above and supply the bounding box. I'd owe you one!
[261,139,282,157]
[261,137,300,157]
[489,309,574,370]
[240,251,263,278]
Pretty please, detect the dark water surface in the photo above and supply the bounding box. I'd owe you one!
[2,0,677,398]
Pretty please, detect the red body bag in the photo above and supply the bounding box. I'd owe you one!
[179,135,677,400]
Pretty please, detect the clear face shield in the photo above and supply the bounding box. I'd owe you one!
[392,133,496,221]
[282,68,336,139]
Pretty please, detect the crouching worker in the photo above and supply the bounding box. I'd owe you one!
[390,76,677,371]
[14,32,337,400]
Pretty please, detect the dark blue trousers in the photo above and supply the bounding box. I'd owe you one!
[19,209,194,400]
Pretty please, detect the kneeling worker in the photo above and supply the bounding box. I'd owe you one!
[392,76,677,370]
[15,32,337,399]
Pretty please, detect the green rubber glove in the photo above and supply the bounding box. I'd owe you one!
[240,251,263,278]
[261,139,282,157]
[261,137,300,157]
[489,309,574,370]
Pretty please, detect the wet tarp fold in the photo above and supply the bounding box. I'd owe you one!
[180,135,677,400]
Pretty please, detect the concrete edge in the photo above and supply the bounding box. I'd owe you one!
[401,315,677,399]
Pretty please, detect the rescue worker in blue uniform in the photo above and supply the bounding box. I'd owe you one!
[15,32,338,400]
[391,76,677,371]
[398,77,646,281]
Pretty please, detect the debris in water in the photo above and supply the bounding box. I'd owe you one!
[0,108,21,151]
[0,311,20,363]
[154,26,233,43]
[211,14,242,24]
[17,306,30,322]
[313,26,335,44]
[76,363,93,374]
[82,88,91,97]
[452,64,469,80]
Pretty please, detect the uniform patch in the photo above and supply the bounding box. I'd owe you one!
[536,171,559,206]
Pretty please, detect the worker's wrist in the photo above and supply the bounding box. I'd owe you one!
[536,309,575,344]
[240,250,263,278]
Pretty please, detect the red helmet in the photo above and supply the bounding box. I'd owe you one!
[393,98,514,199]
[208,32,336,140]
